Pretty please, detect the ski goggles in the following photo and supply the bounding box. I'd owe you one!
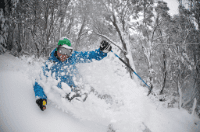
[57,47,72,56]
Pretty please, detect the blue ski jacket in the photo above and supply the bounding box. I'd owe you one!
[33,48,107,100]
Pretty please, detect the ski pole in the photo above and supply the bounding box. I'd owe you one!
[111,50,152,94]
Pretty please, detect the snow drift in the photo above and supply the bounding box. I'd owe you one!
[0,52,200,132]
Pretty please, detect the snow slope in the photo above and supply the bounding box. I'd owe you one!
[0,53,107,132]
[0,52,200,132]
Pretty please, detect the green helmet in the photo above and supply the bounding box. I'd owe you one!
[57,38,73,51]
[58,38,71,46]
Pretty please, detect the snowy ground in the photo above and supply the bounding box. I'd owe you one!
[0,52,200,132]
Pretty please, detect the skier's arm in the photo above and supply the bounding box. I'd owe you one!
[33,60,51,100]
[74,48,108,63]
[74,40,112,63]
[33,80,47,111]
[33,51,56,111]
[33,82,47,100]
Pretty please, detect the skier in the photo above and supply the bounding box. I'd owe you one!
[34,38,112,111]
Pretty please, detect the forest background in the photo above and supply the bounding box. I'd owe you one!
[0,0,200,117]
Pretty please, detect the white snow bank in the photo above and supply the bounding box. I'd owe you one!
[0,53,107,132]
[0,52,200,132]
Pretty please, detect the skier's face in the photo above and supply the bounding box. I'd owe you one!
[57,50,69,62]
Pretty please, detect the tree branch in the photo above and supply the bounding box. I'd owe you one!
[94,32,127,54]
[151,16,163,42]
[153,43,200,49]
[183,29,190,44]
[153,34,170,42]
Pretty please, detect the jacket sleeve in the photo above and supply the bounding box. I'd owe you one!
[74,48,107,63]
[33,61,51,100]
[33,82,47,100]
[33,49,57,100]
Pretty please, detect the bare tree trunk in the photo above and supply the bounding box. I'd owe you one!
[4,0,14,51]
[160,50,167,94]
[43,0,50,56]
[141,40,154,93]
[16,2,23,55]
[4,0,11,16]
[66,17,74,35]
[177,61,183,109]
[75,18,86,50]
[17,23,22,53]
[7,22,15,51]
[46,0,55,56]
[178,78,182,109]
[192,98,197,115]
[111,13,133,78]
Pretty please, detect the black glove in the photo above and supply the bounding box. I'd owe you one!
[36,99,47,111]
[100,40,112,53]
[65,92,81,102]
[65,92,88,102]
